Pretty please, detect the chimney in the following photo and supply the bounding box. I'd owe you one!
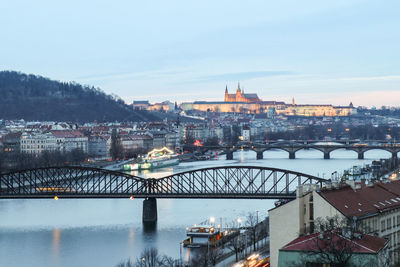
[346,180,356,189]
[296,186,304,198]
[325,183,332,190]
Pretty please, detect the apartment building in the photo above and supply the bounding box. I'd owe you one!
[51,130,88,153]
[20,132,57,154]
[269,180,400,267]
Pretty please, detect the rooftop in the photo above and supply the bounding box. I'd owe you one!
[281,230,387,254]
[320,180,400,218]
[51,130,85,138]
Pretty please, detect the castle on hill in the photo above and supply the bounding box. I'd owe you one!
[142,84,357,117]
[224,83,261,103]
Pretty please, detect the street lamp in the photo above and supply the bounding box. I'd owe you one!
[237,218,242,229]
[179,242,183,267]
[210,216,215,226]
[256,211,259,224]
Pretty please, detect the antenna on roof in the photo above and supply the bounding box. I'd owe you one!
[352,216,357,230]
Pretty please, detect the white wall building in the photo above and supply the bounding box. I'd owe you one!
[51,130,88,153]
[269,181,400,267]
[20,132,57,154]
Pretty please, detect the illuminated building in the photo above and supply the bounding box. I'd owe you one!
[181,86,357,116]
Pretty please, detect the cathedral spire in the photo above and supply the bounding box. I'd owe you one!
[225,85,228,94]
[237,82,241,93]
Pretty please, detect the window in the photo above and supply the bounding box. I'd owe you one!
[388,218,392,230]
[309,203,314,220]
[397,216,400,227]
[310,221,315,233]
[382,220,386,232]
[397,231,400,245]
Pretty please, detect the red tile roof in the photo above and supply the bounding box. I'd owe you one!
[281,231,387,254]
[319,181,400,218]
[51,130,85,138]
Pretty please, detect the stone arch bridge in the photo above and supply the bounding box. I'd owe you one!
[198,144,400,160]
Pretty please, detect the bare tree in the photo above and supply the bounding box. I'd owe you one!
[115,259,134,267]
[209,247,224,266]
[189,247,208,267]
[245,212,258,251]
[227,235,244,262]
[116,248,175,267]
[188,246,223,267]
[287,216,382,267]
[225,219,244,262]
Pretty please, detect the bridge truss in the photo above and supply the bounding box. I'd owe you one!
[0,166,328,199]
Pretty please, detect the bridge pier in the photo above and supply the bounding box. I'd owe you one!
[324,152,330,159]
[143,197,157,223]
[256,151,263,160]
[358,152,364,160]
[289,152,296,159]
[226,151,233,160]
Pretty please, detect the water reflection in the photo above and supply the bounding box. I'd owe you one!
[128,168,175,179]
[128,228,135,245]
[52,228,60,265]
[143,222,157,233]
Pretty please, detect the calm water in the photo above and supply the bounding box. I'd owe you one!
[0,149,396,267]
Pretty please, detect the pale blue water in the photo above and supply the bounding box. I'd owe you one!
[0,149,394,267]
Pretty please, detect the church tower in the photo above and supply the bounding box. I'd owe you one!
[224,85,229,101]
[236,82,242,101]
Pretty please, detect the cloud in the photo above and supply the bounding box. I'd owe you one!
[191,70,296,83]
[338,75,400,82]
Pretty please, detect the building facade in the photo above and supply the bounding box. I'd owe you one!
[51,130,88,153]
[181,86,356,116]
[278,231,388,267]
[88,136,109,158]
[20,132,57,154]
[269,181,400,267]
[224,84,261,102]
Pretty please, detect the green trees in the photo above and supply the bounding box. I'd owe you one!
[110,128,124,160]
[0,71,159,122]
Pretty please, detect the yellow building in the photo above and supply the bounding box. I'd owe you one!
[181,86,357,116]
[224,83,261,103]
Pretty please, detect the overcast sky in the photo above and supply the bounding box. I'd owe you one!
[1,0,399,107]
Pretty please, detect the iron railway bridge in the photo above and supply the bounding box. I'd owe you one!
[0,166,328,222]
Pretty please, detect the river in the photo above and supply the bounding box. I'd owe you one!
[0,149,396,267]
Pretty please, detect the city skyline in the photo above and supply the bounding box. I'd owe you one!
[1,0,400,107]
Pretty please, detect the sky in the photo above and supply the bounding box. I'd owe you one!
[1,0,400,107]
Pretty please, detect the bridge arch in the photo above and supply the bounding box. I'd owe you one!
[155,165,327,199]
[0,166,146,197]
[1,165,328,199]
[362,148,394,159]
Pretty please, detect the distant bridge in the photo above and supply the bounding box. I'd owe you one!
[196,143,400,160]
[0,166,327,222]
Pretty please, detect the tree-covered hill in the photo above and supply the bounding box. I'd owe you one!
[0,71,160,122]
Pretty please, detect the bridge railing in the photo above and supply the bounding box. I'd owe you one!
[0,165,328,199]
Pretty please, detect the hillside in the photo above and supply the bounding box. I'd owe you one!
[0,71,160,122]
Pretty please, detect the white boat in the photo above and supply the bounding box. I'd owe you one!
[123,147,179,171]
